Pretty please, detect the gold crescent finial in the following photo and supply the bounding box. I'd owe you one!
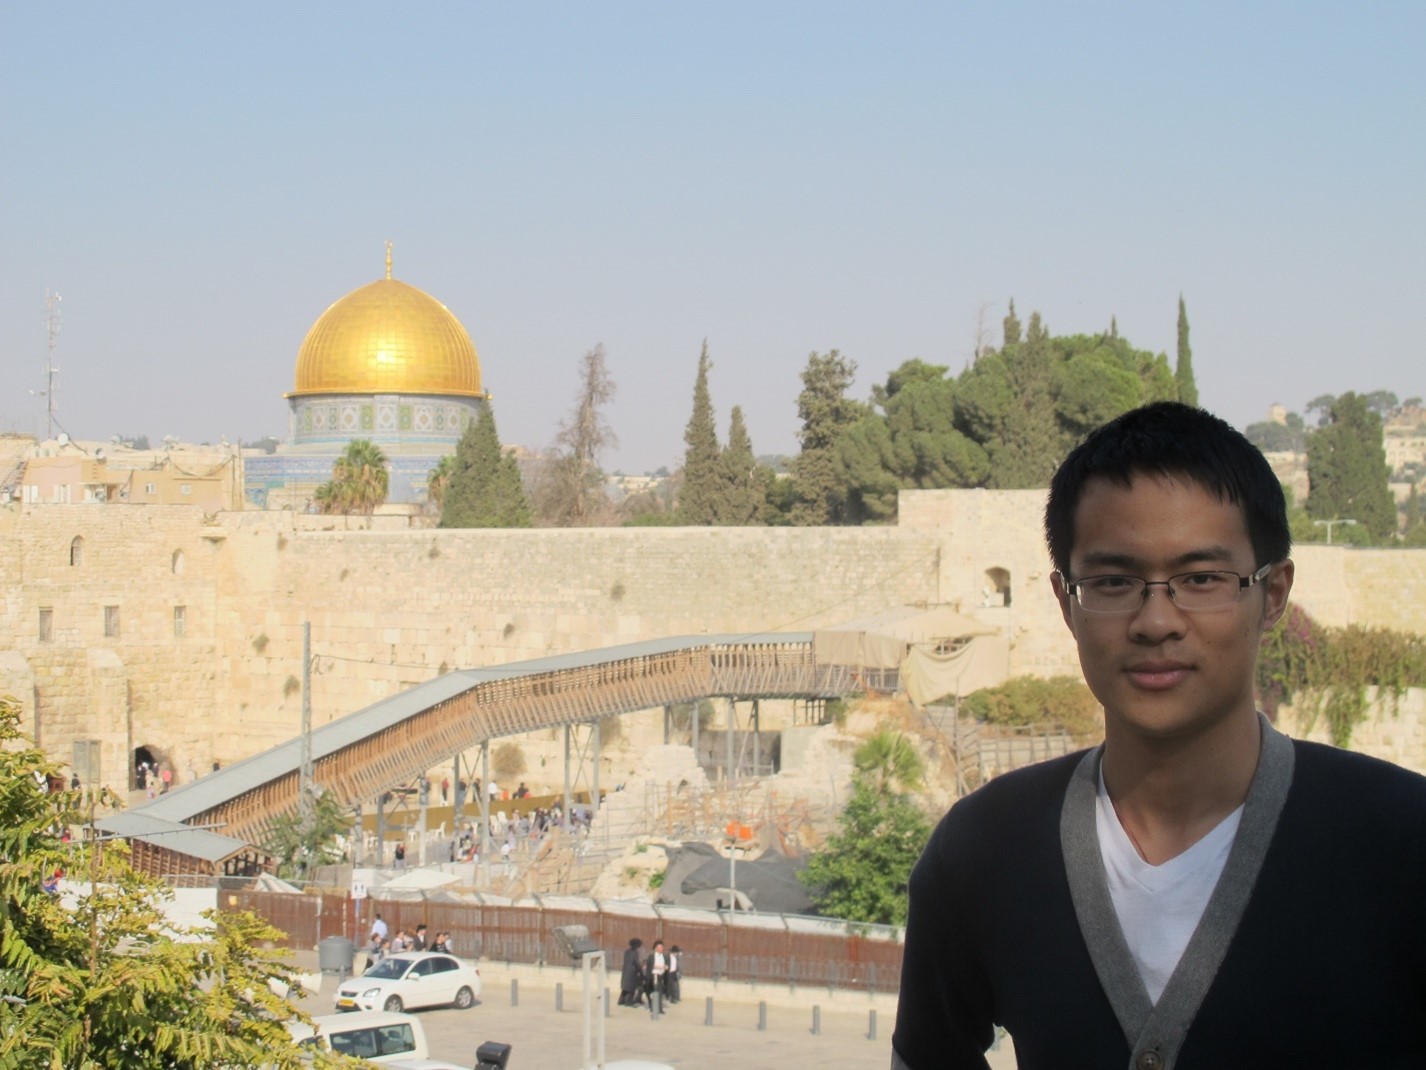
[385,240,393,280]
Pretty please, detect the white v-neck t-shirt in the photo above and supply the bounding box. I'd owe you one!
[1095,767,1244,1004]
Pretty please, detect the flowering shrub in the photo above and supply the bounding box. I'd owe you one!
[1257,605,1426,746]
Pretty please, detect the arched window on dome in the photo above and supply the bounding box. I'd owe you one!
[69,536,84,567]
[171,549,185,575]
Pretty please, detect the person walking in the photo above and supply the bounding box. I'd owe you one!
[666,945,682,1004]
[618,938,644,1006]
[645,940,668,1017]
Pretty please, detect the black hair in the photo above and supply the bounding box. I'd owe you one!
[629,937,642,949]
[1045,401,1290,576]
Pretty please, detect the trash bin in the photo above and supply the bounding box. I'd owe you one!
[318,936,355,978]
[475,1041,513,1070]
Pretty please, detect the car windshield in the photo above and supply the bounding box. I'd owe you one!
[364,958,411,979]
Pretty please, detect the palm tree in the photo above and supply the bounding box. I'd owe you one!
[427,454,455,513]
[330,439,389,515]
[853,729,925,793]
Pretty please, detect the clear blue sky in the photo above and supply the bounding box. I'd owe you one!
[2,2,1422,473]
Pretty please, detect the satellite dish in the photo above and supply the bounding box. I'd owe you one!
[57,432,69,446]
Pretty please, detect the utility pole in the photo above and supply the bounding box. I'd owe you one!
[32,291,61,440]
[299,621,314,872]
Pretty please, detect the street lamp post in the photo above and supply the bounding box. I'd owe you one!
[1314,518,1357,544]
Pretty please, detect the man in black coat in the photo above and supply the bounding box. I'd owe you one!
[618,938,644,1006]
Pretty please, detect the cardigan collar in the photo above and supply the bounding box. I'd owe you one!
[1060,714,1295,1070]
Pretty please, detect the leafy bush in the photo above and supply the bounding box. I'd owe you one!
[1258,604,1426,746]
[960,676,1101,738]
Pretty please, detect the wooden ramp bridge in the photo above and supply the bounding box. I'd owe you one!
[102,633,885,878]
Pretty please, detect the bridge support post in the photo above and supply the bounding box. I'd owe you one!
[752,700,761,775]
[480,741,491,887]
[591,719,601,823]
[563,726,573,832]
[375,793,386,867]
[452,754,463,831]
[691,699,700,771]
[726,698,736,789]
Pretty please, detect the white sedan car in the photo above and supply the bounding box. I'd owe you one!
[335,951,482,1013]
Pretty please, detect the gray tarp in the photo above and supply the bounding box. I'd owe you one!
[659,842,815,916]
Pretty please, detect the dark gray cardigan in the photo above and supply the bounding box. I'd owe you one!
[892,724,1426,1070]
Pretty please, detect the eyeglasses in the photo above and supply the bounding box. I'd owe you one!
[1063,563,1273,614]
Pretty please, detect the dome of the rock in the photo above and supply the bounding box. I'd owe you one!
[290,277,483,398]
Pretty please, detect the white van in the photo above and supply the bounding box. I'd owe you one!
[288,1010,430,1063]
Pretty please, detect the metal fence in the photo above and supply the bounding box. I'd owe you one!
[232,889,904,996]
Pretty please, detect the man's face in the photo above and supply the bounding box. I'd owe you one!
[1051,473,1293,745]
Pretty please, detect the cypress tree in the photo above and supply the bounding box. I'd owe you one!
[1002,299,1022,347]
[790,349,864,524]
[439,406,532,528]
[1175,295,1199,407]
[716,405,762,525]
[1305,391,1395,540]
[679,340,721,525]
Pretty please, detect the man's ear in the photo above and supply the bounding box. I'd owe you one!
[1261,559,1294,630]
[1051,571,1077,634]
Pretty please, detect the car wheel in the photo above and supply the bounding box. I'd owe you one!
[454,986,475,1010]
[383,994,404,1013]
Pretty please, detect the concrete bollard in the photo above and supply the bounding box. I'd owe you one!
[811,1005,821,1036]
[511,979,518,1007]
[758,1001,767,1031]
[556,982,563,1012]
[868,1009,877,1040]
[705,996,714,1027]
[649,990,662,1019]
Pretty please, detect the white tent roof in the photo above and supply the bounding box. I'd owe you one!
[813,605,994,669]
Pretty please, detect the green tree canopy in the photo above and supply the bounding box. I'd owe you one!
[315,438,389,514]
[0,697,334,1070]
[263,788,354,880]
[789,349,866,524]
[798,774,931,926]
[1175,295,1198,407]
[715,405,766,525]
[1245,412,1307,453]
[439,406,533,528]
[853,729,925,793]
[426,453,455,513]
[1305,391,1396,540]
[679,340,721,525]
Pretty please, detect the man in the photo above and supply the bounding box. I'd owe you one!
[645,940,669,1016]
[370,913,388,943]
[619,938,645,1006]
[412,923,428,952]
[892,402,1426,1069]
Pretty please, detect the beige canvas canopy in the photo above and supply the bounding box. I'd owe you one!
[814,604,1002,707]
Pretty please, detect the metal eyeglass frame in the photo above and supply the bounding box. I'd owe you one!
[1062,563,1273,614]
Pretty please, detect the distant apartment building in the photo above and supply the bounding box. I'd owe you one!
[16,438,243,512]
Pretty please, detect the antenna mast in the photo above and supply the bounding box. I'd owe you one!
[40,291,62,440]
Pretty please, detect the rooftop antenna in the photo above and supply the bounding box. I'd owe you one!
[385,239,393,280]
[31,291,61,440]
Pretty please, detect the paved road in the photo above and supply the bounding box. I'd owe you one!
[292,954,1019,1070]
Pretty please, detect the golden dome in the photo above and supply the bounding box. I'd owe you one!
[290,275,484,398]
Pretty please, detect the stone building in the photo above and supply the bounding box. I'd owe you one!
[243,246,490,509]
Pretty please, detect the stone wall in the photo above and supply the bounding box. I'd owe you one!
[1276,688,1426,776]
[2,491,1424,795]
